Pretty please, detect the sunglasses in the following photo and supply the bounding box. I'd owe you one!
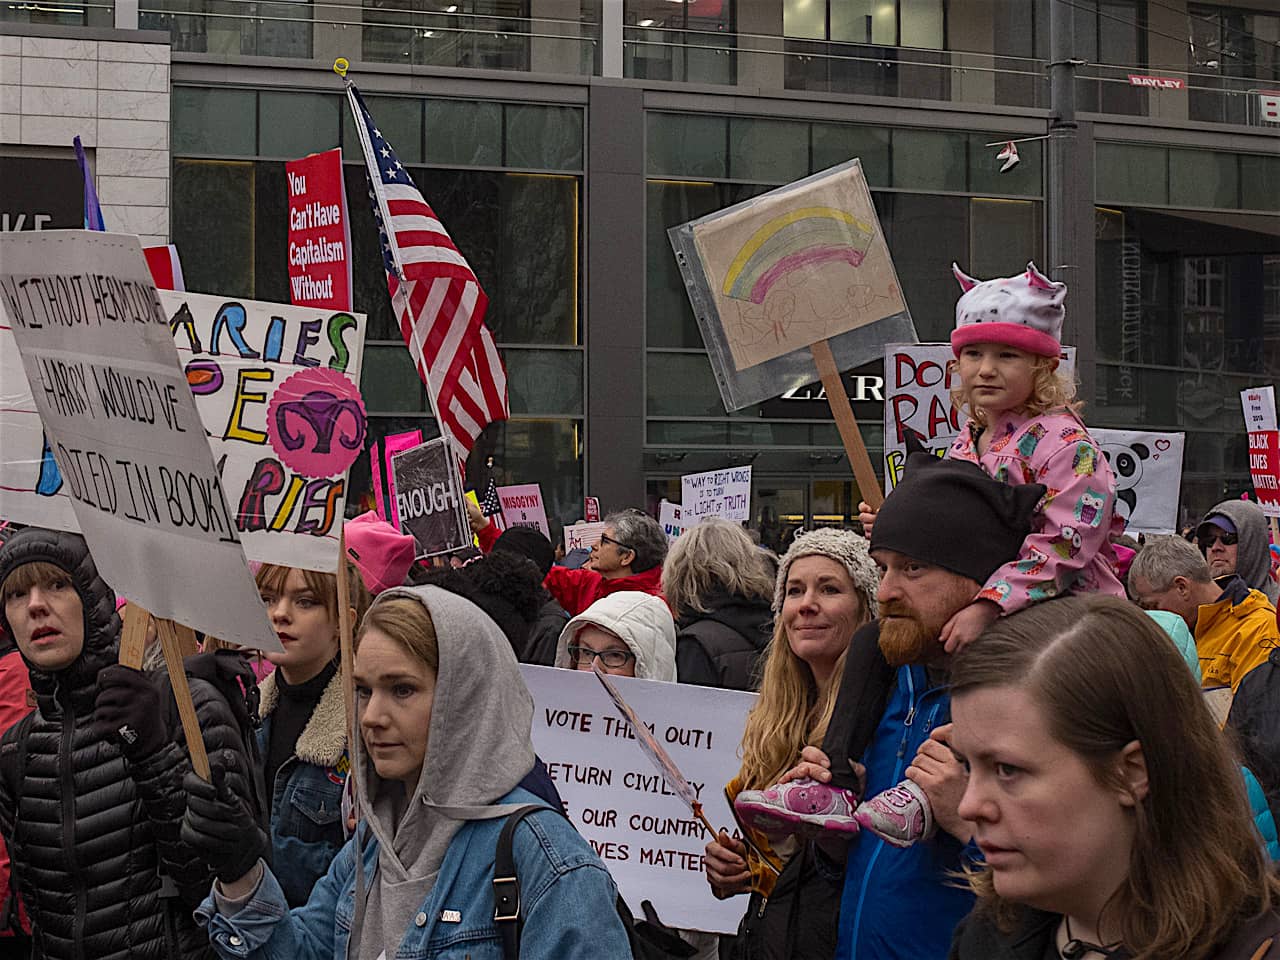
[1198,531,1239,549]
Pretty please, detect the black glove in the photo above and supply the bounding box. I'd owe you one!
[93,665,168,759]
[180,763,267,883]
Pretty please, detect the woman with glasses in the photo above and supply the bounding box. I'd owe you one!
[554,591,675,680]
[544,511,669,616]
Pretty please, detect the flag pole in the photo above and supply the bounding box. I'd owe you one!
[335,58,458,468]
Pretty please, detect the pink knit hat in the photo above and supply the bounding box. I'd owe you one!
[951,261,1066,358]
[344,511,416,595]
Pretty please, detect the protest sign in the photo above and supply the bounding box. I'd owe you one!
[565,520,607,553]
[682,466,751,524]
[497,483,550,537]
[286,148,352,311]
[1092,429,1184,535]
[521,664,755,933]
[370,429,424,528]
[1,288,369,572]
[1240,387,1280,518]
[584,496,601,522]
[0,230,278,652]
[391,438,470,557]
[658,500,686,543]
[1242,386,1278,433]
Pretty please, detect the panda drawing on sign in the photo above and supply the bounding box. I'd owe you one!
[1101,441,1149,525]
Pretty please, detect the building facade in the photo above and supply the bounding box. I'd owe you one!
[2,0,1277,551]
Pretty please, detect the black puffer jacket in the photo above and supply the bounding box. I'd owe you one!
[0,528,253,960]
[674,589,773,690]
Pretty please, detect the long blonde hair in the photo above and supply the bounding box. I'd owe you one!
[951,354,1081,428]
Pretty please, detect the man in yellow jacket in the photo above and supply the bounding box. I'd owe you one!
[1129,535,1279,692]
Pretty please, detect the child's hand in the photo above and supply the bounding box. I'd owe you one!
[939,600,1001,654]
[905,725,972,843]
[857,501,878,540]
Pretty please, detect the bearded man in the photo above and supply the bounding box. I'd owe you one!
[775,452,1044,960]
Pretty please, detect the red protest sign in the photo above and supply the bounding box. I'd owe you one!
[286,148,352,311]
[1248,431,1280,518]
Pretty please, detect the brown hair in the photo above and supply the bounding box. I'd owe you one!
[1,561,70,603]
[951,353,1081,428]
[356,596,439,674]
[950,595,1280,960]
[254,562,371,632]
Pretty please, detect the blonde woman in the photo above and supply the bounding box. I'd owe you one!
[704,529,878,958]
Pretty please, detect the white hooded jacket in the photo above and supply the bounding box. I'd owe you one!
[554,591,677,681]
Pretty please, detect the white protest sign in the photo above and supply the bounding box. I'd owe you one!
[1,289,369,573]
[1242,386,1278,433]
[681,466,751,523]
[521,664,755,934]
[565,520,607,553]
[658,500,687,543]
[391,438,471,558]
[1091,429,1184,535]
[0,231,278,651]
[497,483,550,537]
[881,342,1074,491]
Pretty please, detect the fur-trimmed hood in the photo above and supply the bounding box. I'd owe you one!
[258,667,347,767]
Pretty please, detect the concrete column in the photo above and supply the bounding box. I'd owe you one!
[947,0,995,106]
[734,0,783,94]
[113,0,139,32]
[600,0,621,78]
[530,0,586,76]
[1146,0,1189,122]
[585,81,645,510]
[312,0,358,67]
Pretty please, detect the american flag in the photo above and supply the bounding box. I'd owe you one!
[344,81,509,462]
[480,477,503,518]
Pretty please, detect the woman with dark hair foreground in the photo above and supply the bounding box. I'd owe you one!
[948,594,1280,960]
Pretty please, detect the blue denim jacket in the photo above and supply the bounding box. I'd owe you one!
[197,787,632,960]
[257,718,348,908]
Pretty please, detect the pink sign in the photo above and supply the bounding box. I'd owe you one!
[498,483,550,537]
[381,430,424,529]
[286,148,352,311]
[266,368,367,479]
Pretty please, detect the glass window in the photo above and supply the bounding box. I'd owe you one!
[647,421,730,444]
[646,180,723,348]
[891,128,966,192]
[172,87,257,156]
[505,349,583,416]
[361,345,427,412]
[729,117,810,184]
[900,0,944,49]
[830,0,894,44]
[811,124,890,185]
[647,113,729,179]
[505,105,583,172]
[172,159,255,298]
[425,100,502,167]
[784,0,827,40]
[493,173,580,344]
[1096,143,1168,205]
[967,133,1042,197]
[646,352,728,417]
[342,96,422,164]
[1241,155,1280,213]
[1169,149,1239,210]
[884,192,968,341]
[969,199,1042,280]
[258,92,341,158]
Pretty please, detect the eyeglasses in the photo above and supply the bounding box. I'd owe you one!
[1198,531,1239,549]
[567,644,636,669]
[597,534,634,553]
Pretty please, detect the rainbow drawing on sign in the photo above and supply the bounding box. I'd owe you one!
[721,206,876,305]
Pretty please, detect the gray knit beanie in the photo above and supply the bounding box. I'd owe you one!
[772,528,880,619]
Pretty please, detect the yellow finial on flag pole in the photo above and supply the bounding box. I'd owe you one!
[333,58,349,78]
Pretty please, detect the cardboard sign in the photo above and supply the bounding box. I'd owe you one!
[681,466,751,524]
[286,148,352,311]
[584,496,601,523]
[1242,386,1278,433]
[520,664,756,934]
[659,500,687,543]
[391,438,470,558]
[0,230,278,652]
[497,483,549,537]
[1092,429,1184,535]
[565,521,607,553]
[2,288,369,573]
[881,343,1074,491]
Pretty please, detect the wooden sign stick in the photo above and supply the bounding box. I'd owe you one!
[810,339,884,510]
[336,530,356,743]
[156,618,211,781]
[118,602,151,670]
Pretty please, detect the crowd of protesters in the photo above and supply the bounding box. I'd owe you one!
[2,261,1280,960]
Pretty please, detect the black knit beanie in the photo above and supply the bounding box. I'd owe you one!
[871,452,1046,584]
[493,526,556,578]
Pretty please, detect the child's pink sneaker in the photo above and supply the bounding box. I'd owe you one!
[854,779,935,847]
[732,779,860,840]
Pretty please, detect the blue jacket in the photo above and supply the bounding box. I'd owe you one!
[197,787,630,960]
[256,671,349,908]
[836,664,975,960]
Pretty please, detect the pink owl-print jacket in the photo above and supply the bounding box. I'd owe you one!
[948,408,1126,615]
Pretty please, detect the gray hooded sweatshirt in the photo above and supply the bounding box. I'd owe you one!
[349,584,537,960]
[1203,499,1279,605]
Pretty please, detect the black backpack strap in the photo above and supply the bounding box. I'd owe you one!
[494,804,552,960]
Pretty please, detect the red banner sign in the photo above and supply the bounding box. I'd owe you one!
[1127,74,1185,90]
[286,148,352,311]
[1248,430,1280,517]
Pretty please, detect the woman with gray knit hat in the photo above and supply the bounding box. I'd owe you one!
[704,528,878,958]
